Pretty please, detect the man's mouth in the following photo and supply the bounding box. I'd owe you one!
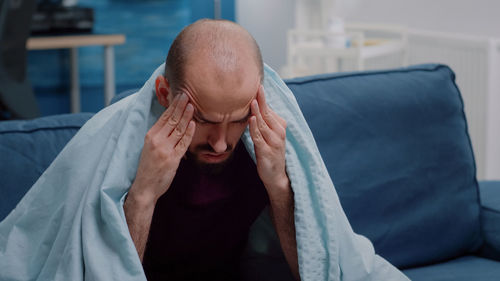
[200,152,230,163]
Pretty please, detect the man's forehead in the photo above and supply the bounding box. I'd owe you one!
[187,90,255,123]
[178,48,261,118]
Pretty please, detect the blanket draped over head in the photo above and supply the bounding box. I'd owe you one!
[0,64,408,281]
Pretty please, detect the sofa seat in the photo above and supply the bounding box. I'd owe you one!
[403,256,500,281]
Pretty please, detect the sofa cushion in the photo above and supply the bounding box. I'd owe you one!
[0,113,93,221]
[402,256,500,281]
[478,181,500,261]
[286,64,482,268]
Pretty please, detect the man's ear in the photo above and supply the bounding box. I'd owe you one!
[155,75,171,108]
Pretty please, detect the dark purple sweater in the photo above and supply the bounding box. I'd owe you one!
[142,142,269,281]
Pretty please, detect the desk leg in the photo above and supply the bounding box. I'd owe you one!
[104,45,115,106]
[70,47,80,113]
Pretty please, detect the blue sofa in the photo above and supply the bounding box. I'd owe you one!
[1,64,499,280]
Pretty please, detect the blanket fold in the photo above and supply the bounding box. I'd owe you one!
[0,64,408,281]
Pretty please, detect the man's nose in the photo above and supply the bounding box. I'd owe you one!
[208,124,228,153]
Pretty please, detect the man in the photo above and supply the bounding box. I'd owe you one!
[123,19,299,280]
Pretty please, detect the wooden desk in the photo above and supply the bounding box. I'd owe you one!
[27,34,126,113]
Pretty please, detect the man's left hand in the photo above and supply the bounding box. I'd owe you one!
[249,85,289,196]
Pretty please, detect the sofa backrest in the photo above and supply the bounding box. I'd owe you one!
[0,113,93,221]
[286,64,482,268]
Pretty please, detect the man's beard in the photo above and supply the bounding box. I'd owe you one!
[185,143,236,175]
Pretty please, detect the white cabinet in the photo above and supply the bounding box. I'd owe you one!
[282,23,408,78]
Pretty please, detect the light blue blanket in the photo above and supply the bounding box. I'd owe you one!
[0,64,409,281]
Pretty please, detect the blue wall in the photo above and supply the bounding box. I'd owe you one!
[28,0,235,116]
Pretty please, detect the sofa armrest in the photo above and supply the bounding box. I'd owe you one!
[478,180,500,260]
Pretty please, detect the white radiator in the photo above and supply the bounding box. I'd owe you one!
[407,30,500,180]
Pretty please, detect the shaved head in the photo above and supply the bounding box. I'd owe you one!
[165,19,263,92]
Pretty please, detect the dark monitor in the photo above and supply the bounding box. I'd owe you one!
[37,0,66,7]
[31,0,93,35]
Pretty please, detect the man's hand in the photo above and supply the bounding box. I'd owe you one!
[249,86,300,280]
[249,85,288,195]
[124,92,195,261]
[129,92,195,204]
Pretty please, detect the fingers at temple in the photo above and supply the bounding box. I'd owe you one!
[256,85,269,112]
[256,85,283,131]
[249,116,265,147]
[174,121,196,155]
[251,100,275,144]
[160,93,189,136]
[149,93,182,135]
[167,103,194,145]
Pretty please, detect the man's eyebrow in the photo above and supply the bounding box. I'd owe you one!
[193,110,221,124]
[193,109,251,124]
[233,110,251,123]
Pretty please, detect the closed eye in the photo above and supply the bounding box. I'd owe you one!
[232,115,250,124]
[193,114,218,125]
[193,116,209,124]
[193,111,250,125]
[232,111,251,124]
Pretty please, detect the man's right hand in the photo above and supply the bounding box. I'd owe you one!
[128,92,195,206]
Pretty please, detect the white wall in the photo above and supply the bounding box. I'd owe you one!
[236,0,500,71]
[343,0,500,38]
[235,0,294,71]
